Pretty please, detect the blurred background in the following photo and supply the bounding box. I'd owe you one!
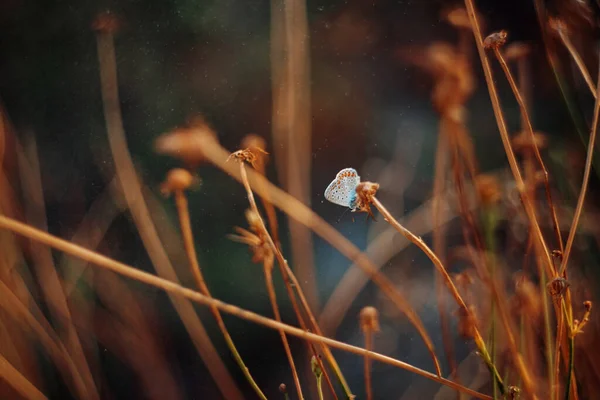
[1,0,600,399]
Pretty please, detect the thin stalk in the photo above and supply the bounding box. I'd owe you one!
[173,191,267,400]
[0,353,47,400]
[555,28,596,99]
[168,134,441,379]
[482,209,498,400]
[565,335,574,400]
[554,302,565,400]
[540,269,555,400]
[432,127,458,381]
[237,161,442,380]
[364,329,374,400]
[95,28,242,399]
[0,214,493,400]
[262,257,304,400]
[558,64,600,276]
[464,0,555,285]
[239,161,347,398]
[492,47,564,253]
[249,148,341,398]
[370,196,506,394]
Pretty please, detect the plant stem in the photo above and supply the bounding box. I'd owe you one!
[364,329,374,400]
[173,191,267,400]
[95,26,243,399]
[464,0,554,283]
[554,301,564,400]
[558,64,600,276]
[492,47,564,254]
[0,214,494,400]
[262,258,304,400]
[317,376,324,400]
[238,162,341,398]
[555,28,596,99]
[370,196,505,394]
[565,334,574,400]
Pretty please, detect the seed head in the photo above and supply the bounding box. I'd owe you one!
[160,168,197,196]
[155,117,218,167]
[92,11,121,34]
[475,174,501,206]
[504,42,531,61]
[360,306,380,334]
[547,277,570,298]
[483,30,508,49]
[355,181,379,220]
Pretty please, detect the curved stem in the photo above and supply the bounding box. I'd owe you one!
[263,259,304,400]
[173,191,267,400]
[492,47,564,254]
[364,329,373,400]
[371,196,506,394]
[0,213,494,400]
[559,64,600,276]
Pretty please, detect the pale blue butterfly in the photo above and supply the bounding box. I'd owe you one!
[324,168,360,211]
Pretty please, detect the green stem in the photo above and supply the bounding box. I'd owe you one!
[483,207,499,399]
[317,376,324,400]
[564,335,574,400]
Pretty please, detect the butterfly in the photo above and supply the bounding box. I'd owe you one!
[324,168,361,211]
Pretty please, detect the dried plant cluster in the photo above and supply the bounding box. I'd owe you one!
[0,1,600,400]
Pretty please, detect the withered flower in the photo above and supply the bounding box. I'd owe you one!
[474,174,501,206]
[360,306,381,334]
[92,11,121,33]
[355,181,380,220]
[160,168,198,196]
[228,209,272,265]
[547,277,570,298]
[483,30,508,49]
[228,147,269,169]
[155,117,218,167]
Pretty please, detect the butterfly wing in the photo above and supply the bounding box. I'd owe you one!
[324,168,360,208]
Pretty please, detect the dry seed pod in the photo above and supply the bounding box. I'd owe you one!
[475,174,501,206]
[160,168,195,196]
[155,117,218,167]
[360,306,381,333]
[547,277,570,298]
[483,30,508,49]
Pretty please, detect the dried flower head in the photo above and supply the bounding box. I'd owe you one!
[155,117,218,167]
[573,300,593,336]
[228,209,272,265]
[241,135,269,169]
[508,386,521,399]
[228,147,269,169]
[548,18,568,36]
[311,356,323,379]
[504,42,531,61]
[547,277,570,298]
[512,131,548,153]
[91,11,121,33]
[359,306,380,334]
[160,168,197,196]
[552,250,563,262]
[483,30,508,49]
[355,181,379,220]
[444,7,471,30]
[474,174,501,206]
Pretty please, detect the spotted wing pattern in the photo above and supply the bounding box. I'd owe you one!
[324,168,360,209]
